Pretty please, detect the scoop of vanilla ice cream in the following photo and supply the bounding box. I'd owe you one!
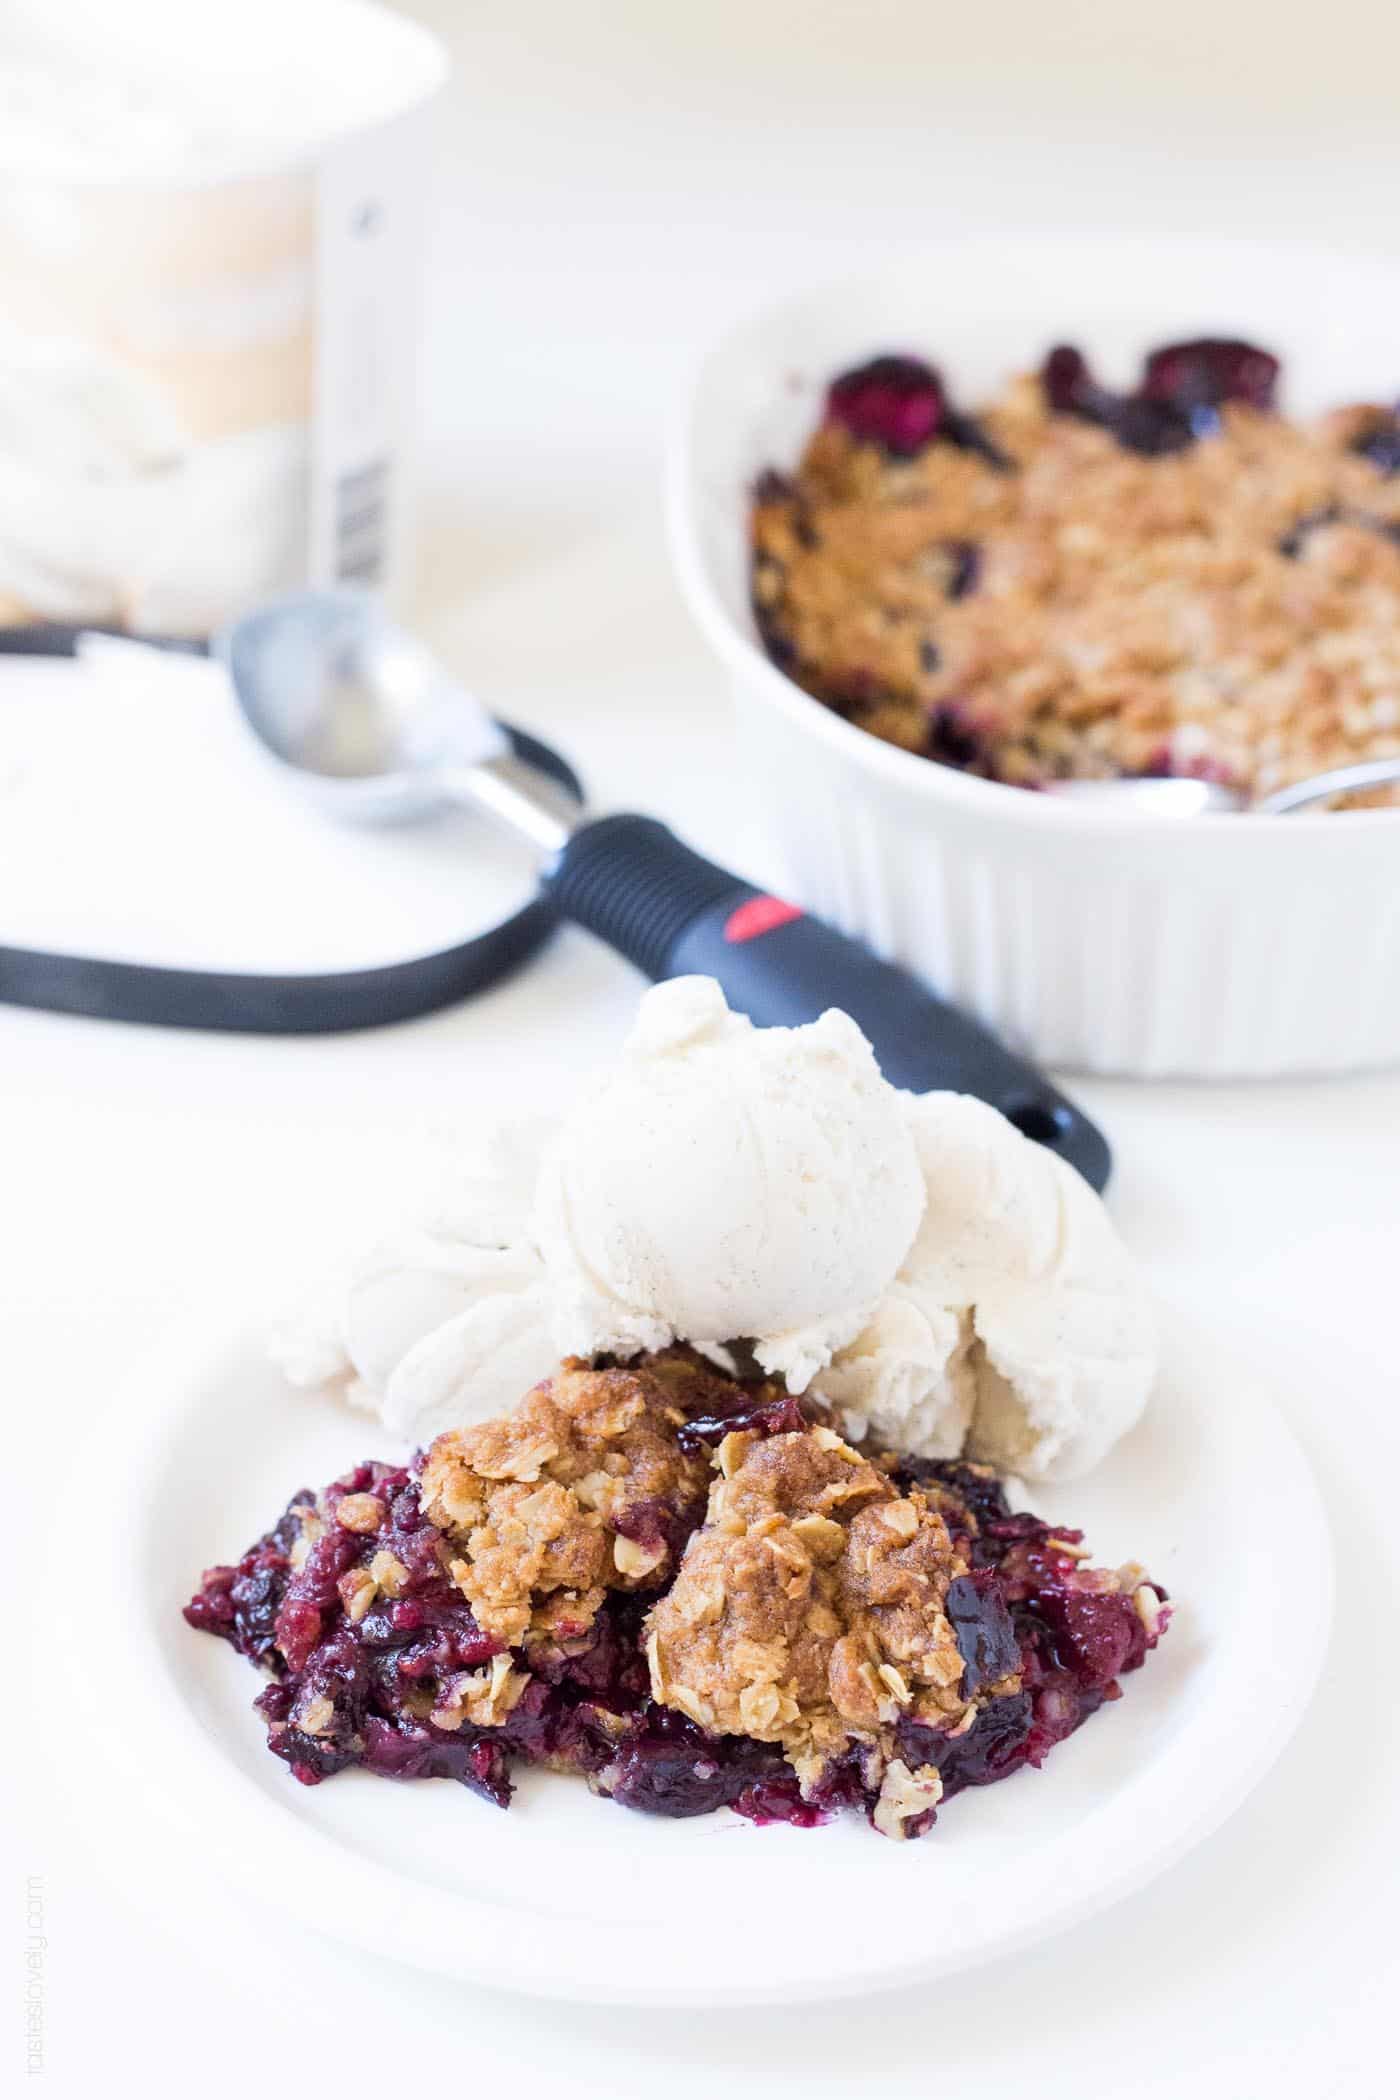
[814,1092,1156,1480]
[813,1284,975,1460]
[269,1118,559,1440]
[377,1254,557,1443]
[273,985,1154,1484]
[531,977,927,1388]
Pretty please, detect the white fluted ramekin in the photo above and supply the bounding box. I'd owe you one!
[667,237,1400,1078]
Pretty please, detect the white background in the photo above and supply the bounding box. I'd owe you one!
[11,1,1399,2093]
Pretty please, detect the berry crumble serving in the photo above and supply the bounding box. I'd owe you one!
[186,1351,1169,1840]
[201,983,1165,1843]
[750,339,1400,805]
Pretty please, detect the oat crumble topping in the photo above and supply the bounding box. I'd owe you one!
[646,1423,987,1788]
[186,1352,1170,1839]
[752,349,1400,805]
[419,1355,718,1646]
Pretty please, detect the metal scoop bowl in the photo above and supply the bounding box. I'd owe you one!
[222,588,579,848]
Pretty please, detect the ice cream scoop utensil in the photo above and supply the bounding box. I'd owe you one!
[221,589,1110,1190]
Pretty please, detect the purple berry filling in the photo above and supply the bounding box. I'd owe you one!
[825,355,947,456]
[1140,338,1280,414]
[1353,414,1400,476]
[925,700,986,770]
[823,358,1012,469]
[674,1386,808,1453]
[187,1439,1167,1839]
[943,1571,1021,1694]
[944,538,981,601]
[1040,335,1279,457]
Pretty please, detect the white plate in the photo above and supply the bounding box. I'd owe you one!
[63,1309,1331,2006]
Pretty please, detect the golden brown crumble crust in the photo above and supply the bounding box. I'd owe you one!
[415,1359,1027,1833]
[193,1353,1167,1841]
[644,1421,995,1791]
[752,376,1400,805]
[419,1355,722,1646]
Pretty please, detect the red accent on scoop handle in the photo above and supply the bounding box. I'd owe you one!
[543,815,1110,1191]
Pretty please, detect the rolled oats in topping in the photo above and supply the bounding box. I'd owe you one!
[644,1423,987,1777]
[752,364,1400,806]
[186,1352,1170,1838]
[419,1356,715,1645]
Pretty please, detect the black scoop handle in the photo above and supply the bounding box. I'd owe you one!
[543,814,1110,1191]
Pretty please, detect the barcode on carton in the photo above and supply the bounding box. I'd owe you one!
[334,459,389,584]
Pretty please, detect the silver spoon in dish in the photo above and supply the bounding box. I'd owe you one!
[1047,757,1400,815]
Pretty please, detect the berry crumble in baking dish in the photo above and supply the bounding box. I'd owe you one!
[186,1352,1168,1841]
[750,340,1400,806]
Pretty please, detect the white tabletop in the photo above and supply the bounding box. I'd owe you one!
[14,514,1398,2096]
[15,1,1400,2088]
